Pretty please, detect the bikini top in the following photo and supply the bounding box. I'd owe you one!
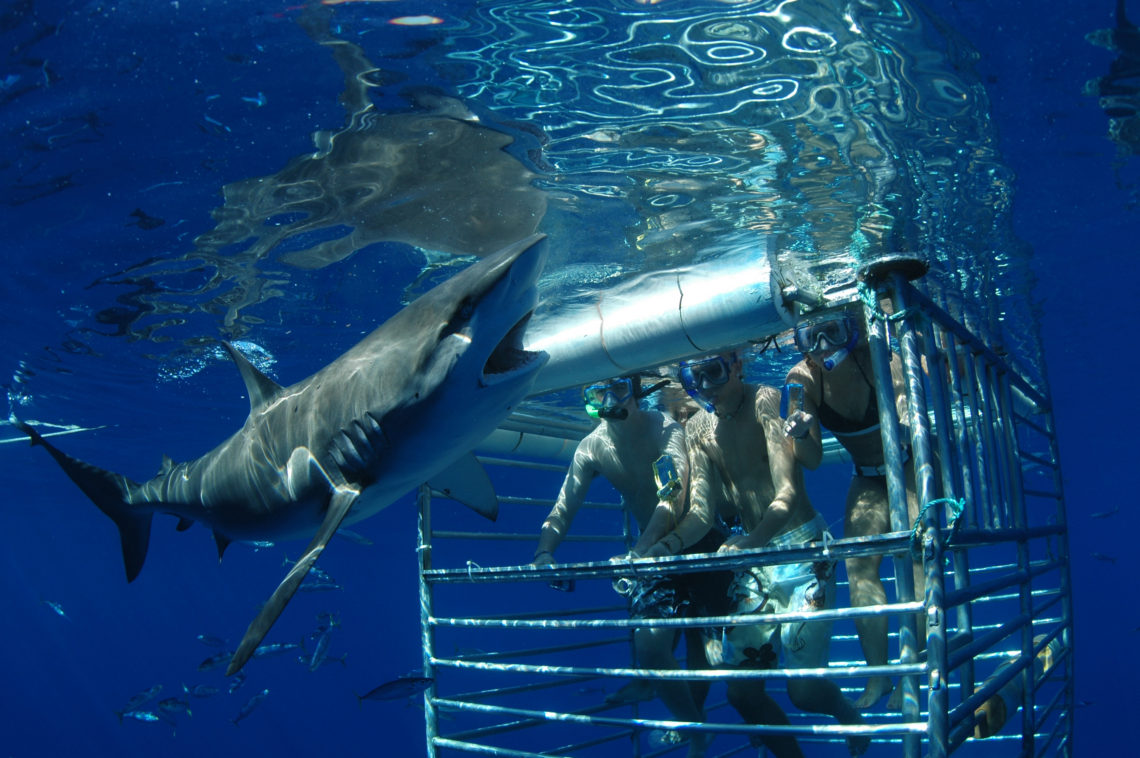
[812,361,881,440]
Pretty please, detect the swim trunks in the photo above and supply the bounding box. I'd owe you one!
[703,513,837,670]
[618,531,732,620]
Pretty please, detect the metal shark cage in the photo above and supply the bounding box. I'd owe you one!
[414,260,1074,757]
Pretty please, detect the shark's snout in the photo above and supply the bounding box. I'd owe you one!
[480,236,548,386]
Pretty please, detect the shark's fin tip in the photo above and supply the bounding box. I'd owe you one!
[221,341,284,411]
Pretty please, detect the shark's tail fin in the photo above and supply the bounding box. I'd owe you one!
[18,421,152,582]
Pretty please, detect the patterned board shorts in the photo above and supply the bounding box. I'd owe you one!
[702,514,837,670]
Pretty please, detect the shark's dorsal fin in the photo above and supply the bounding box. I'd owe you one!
[428,452,499,522]
[213,531,232,562]
[159,455,175,476]
[221,341,283,411]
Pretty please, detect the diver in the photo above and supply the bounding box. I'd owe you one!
[783,305,925,710]
[531,374,723,757]
[662,351,867,758]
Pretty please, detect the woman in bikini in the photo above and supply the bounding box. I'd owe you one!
[783,307,922,710]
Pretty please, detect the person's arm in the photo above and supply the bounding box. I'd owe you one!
[783,359,824,470]
[533,439,596,565]
[721,387,796,551]
[630,420,687,555]
[644,416,714,557]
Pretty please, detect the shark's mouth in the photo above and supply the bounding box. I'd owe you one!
[483,310,543,384]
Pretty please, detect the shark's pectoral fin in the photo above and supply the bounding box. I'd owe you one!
[428,452,499,522]
[222,341,284,411]
[18,421,153,582]
[226,487,359,676]
[175,517,194,532]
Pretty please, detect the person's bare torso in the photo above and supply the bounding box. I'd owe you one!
[585,411,679,529]
[689,385,814,535]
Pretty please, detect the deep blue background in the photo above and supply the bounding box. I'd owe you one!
[1,1,1135,756]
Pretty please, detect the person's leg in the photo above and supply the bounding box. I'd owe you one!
[726,680,804,758]
[844,476,894,708]
[683,628,711,711]
[786,679,869,756]
[636,627,709,757]
[784,595,869,758]
[886,466,928,712]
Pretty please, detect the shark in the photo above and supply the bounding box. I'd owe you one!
[18,234,549,675]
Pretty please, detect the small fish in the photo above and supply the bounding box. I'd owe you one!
[300,652,348,669]
[116,685,163,721]
[227,671,247,695]
[1092,552,1117,564]
[356,676,433,706]
[1090,506,1120,519]
[182,683,219,698]
[283,558,334,584]
[298,580,343,593]
[231,688,269,726]
[120,709,161,724]
[308,628,334,672]
[253,642,302,659]
[335,528,374,546]
[197,634,228,648]
[41,599,71,621]
[246,540,275,550]
[241,92,267,107]
[202,114,232,133]
[158,697,192,717]
[127,208,165,230]
[198,650,236,672]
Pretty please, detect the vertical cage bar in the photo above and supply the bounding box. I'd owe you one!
[935,327,977,706]
[862,283,922,758]
[418,484,440,756]
[892,275,948,758]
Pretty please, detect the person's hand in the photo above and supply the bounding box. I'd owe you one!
[783,409,815,439]
[532,551,556,567]
[717,535,747,553]
[608,550,640,563]
[642,541,673,559]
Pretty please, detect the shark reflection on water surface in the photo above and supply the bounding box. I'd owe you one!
[95,8,546,345]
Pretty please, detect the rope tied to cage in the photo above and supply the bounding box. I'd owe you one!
[858,280,916,323]
[909,497,966,560]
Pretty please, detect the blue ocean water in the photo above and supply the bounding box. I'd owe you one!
[0,1,1134,756]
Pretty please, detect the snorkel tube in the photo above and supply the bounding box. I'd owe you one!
[821,326,859,371]
[586,405,628,421]
[584,378,670,421]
